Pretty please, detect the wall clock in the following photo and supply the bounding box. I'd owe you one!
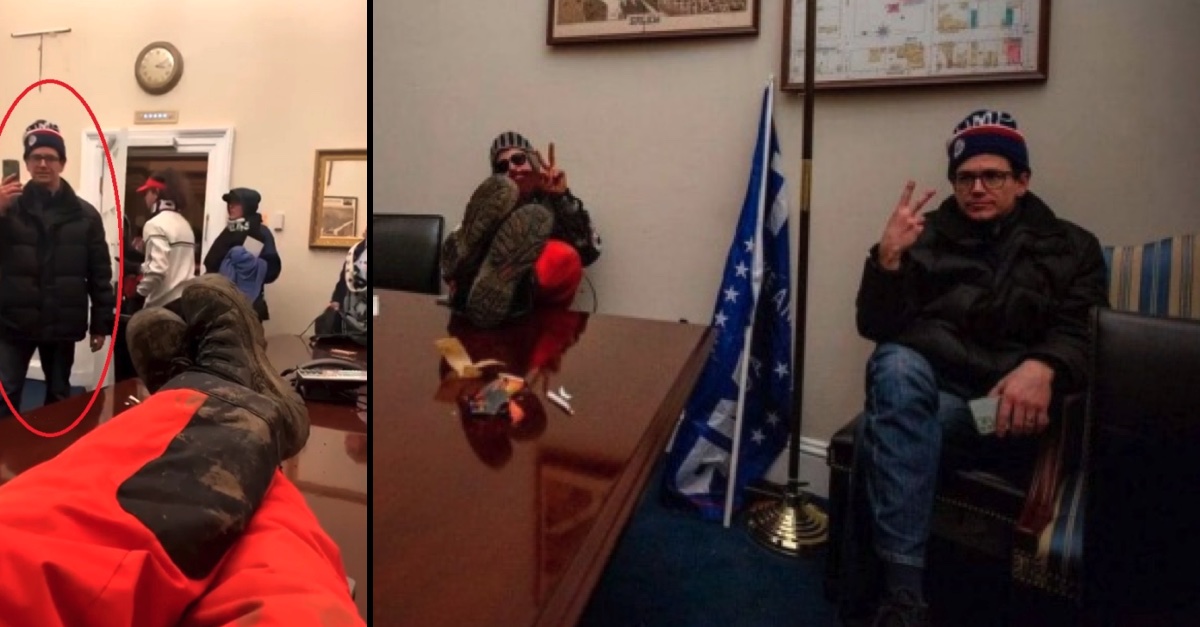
[135,41,184,95]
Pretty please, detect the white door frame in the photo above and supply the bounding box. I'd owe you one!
[26,127,235,391]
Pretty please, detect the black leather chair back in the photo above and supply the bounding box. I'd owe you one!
[1084,308,1200,620]
[372,214,444,294]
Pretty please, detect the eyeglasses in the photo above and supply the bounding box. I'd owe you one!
[492,152,529,174]
[26,155,61,165]
[953,169,1014,192]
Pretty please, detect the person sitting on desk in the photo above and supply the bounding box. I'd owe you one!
[441,131,601,328]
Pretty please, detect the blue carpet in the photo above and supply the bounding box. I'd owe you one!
[17,381,88,413]
[580,460,839,627]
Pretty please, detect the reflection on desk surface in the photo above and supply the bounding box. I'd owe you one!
[378,290,713,626]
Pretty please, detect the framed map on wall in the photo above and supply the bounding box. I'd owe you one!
[782,0,1050,92]
[548,0,760,45]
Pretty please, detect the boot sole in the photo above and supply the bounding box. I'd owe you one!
[465,203,553,328]
[450,175,519,283]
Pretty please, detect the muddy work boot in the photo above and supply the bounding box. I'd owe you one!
[464,203,553,328]
[126,307,189,393]
[443,175,520,285]
[177,274,310,460]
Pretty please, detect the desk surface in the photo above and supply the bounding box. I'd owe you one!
[0,334,369,619]
[375,290,711,626]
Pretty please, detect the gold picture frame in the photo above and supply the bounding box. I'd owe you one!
[309,148,368,249]
[547,0,760,45]
[782,0,1051,92]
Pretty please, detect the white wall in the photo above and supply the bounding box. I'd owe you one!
[376,1,1200,449]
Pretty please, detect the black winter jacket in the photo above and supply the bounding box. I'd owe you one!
[856,192,1109,399]
[202,212,281,321]
[0,180,116,341]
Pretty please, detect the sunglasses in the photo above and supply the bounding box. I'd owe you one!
[492,152,530,174]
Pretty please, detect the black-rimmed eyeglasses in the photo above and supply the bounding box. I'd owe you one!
[953,170,1014,192]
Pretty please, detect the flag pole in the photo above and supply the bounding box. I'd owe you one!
[722,78,775,528]
[746,0,829,556]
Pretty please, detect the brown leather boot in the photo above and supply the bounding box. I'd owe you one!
[126,307,188,393]
[178,274,310,460]
[464,203,553,328]
[443,175,520,287]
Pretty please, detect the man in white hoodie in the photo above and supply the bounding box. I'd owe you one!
[133,168,196,312]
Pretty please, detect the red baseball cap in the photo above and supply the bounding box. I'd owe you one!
[136,177,167,193]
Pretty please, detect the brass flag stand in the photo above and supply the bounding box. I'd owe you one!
[746,0,829,556]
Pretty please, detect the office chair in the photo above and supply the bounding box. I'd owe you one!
[1082,309,1200,624]
[372,213,444,294]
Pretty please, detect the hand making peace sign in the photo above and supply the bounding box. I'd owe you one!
[877,180,937,271]
[534,142,568,196]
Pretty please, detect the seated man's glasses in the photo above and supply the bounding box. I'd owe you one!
[953,169,1014,192]
[27,155,61,165]
[492,152,529,174]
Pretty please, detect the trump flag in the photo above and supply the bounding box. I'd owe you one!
[663,84,793,524]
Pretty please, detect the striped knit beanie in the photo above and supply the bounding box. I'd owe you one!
[489,131,534,166]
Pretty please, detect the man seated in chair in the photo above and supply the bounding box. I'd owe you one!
[851,110,1108,626]
[441,131,601,328]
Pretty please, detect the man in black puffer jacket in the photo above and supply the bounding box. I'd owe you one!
[0,120,115,414]
[848,110,1109,627]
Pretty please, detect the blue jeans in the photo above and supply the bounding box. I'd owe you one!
[0,337,76,416]
[856,343,982,568]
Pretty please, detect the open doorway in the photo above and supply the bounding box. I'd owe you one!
[125,150,208,267]
[64,126,234,391]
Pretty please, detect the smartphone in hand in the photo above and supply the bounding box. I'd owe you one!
[968,396,999,435]
[2,159,19,182]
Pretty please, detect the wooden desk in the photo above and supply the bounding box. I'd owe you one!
[375,290,712,626]
[0,335,369,619]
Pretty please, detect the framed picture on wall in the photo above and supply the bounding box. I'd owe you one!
[320,196,359,239]
[309,148,368,249]
[547,0,760,45]
[782,0,1050,92]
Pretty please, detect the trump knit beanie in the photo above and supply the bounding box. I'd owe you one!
[946,109,1028,180]
[24,119,66,162]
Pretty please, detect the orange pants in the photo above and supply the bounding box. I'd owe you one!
[0,381,362,626]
